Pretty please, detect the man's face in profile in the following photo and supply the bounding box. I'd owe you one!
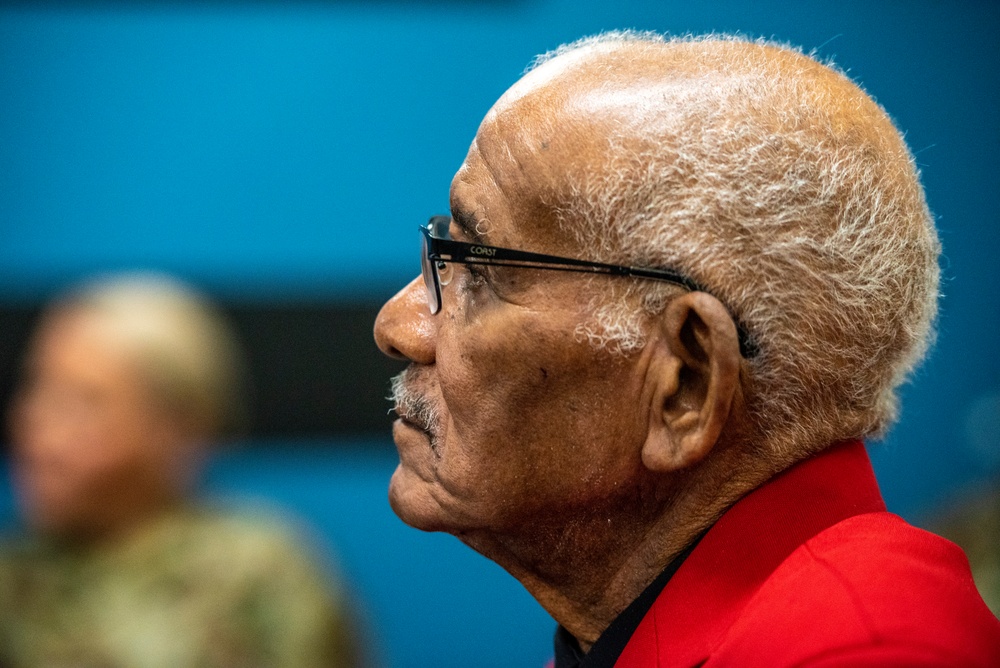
[376,89,659,541]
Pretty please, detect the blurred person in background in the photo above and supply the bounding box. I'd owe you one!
[929,482,1000,616]
[0,273,363,667]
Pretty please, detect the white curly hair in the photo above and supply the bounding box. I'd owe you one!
[528,32,940,457]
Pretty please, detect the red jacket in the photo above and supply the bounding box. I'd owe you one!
[616,440,1000,667]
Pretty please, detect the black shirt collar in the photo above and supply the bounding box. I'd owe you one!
[552,536,703,668]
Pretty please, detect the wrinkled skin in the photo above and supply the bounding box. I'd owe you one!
[378,90,661,536]
[374,41,758,647]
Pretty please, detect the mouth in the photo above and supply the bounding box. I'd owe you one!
[388,369,441,450]
[393,410,441,458]
[394,407,430,434]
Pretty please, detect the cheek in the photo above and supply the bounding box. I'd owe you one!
[438,323,563,446]
[16,397,152,499]
[433,318,645,504]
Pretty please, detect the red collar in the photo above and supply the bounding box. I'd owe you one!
[619,439,886,667]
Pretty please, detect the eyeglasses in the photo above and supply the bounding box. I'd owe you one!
[420,215,756,357]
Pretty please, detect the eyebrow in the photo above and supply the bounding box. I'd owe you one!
[449,206,486,244]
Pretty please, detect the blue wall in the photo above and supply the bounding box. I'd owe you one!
[2,1,999,666]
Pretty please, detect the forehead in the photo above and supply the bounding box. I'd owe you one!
[32,309,114,359]
[448,116,565,251]
[448,44,703,252]
[27,309,141,387]
[448,67,635,251]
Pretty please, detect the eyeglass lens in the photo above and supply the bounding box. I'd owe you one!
[420,229,441,315]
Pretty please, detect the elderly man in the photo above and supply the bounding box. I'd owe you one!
[374,32,1000,666]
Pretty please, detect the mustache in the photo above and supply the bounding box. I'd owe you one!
[388,368,440,434]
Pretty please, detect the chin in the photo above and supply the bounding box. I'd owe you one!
[387,464,456,534]
[23,506,76,539]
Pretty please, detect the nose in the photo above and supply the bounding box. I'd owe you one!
[374,277,436,365]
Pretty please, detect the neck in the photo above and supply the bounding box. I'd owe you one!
[40,490,185,550]
[460,461,759,650]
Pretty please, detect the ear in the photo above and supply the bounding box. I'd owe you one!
[641,292,742,473]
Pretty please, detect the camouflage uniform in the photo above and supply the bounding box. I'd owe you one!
[929,486,1000,617]
[0,504,362,668]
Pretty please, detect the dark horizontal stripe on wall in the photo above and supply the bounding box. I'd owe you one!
[0,301,407,446]
[0,0,525,6]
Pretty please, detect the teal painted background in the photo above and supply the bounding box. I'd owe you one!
[1,2,998,665]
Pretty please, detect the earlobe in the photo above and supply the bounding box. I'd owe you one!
[641,292,742,473]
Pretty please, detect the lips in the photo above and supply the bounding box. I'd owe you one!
[395,406,431,434]
[388,368,440,441]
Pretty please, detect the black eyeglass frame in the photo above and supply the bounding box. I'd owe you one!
[420,215,756,357]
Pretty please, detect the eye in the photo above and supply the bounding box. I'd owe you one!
[437,261,454,286]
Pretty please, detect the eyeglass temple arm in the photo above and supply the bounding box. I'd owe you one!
[422,223,756,357]
[426,233,701,292]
